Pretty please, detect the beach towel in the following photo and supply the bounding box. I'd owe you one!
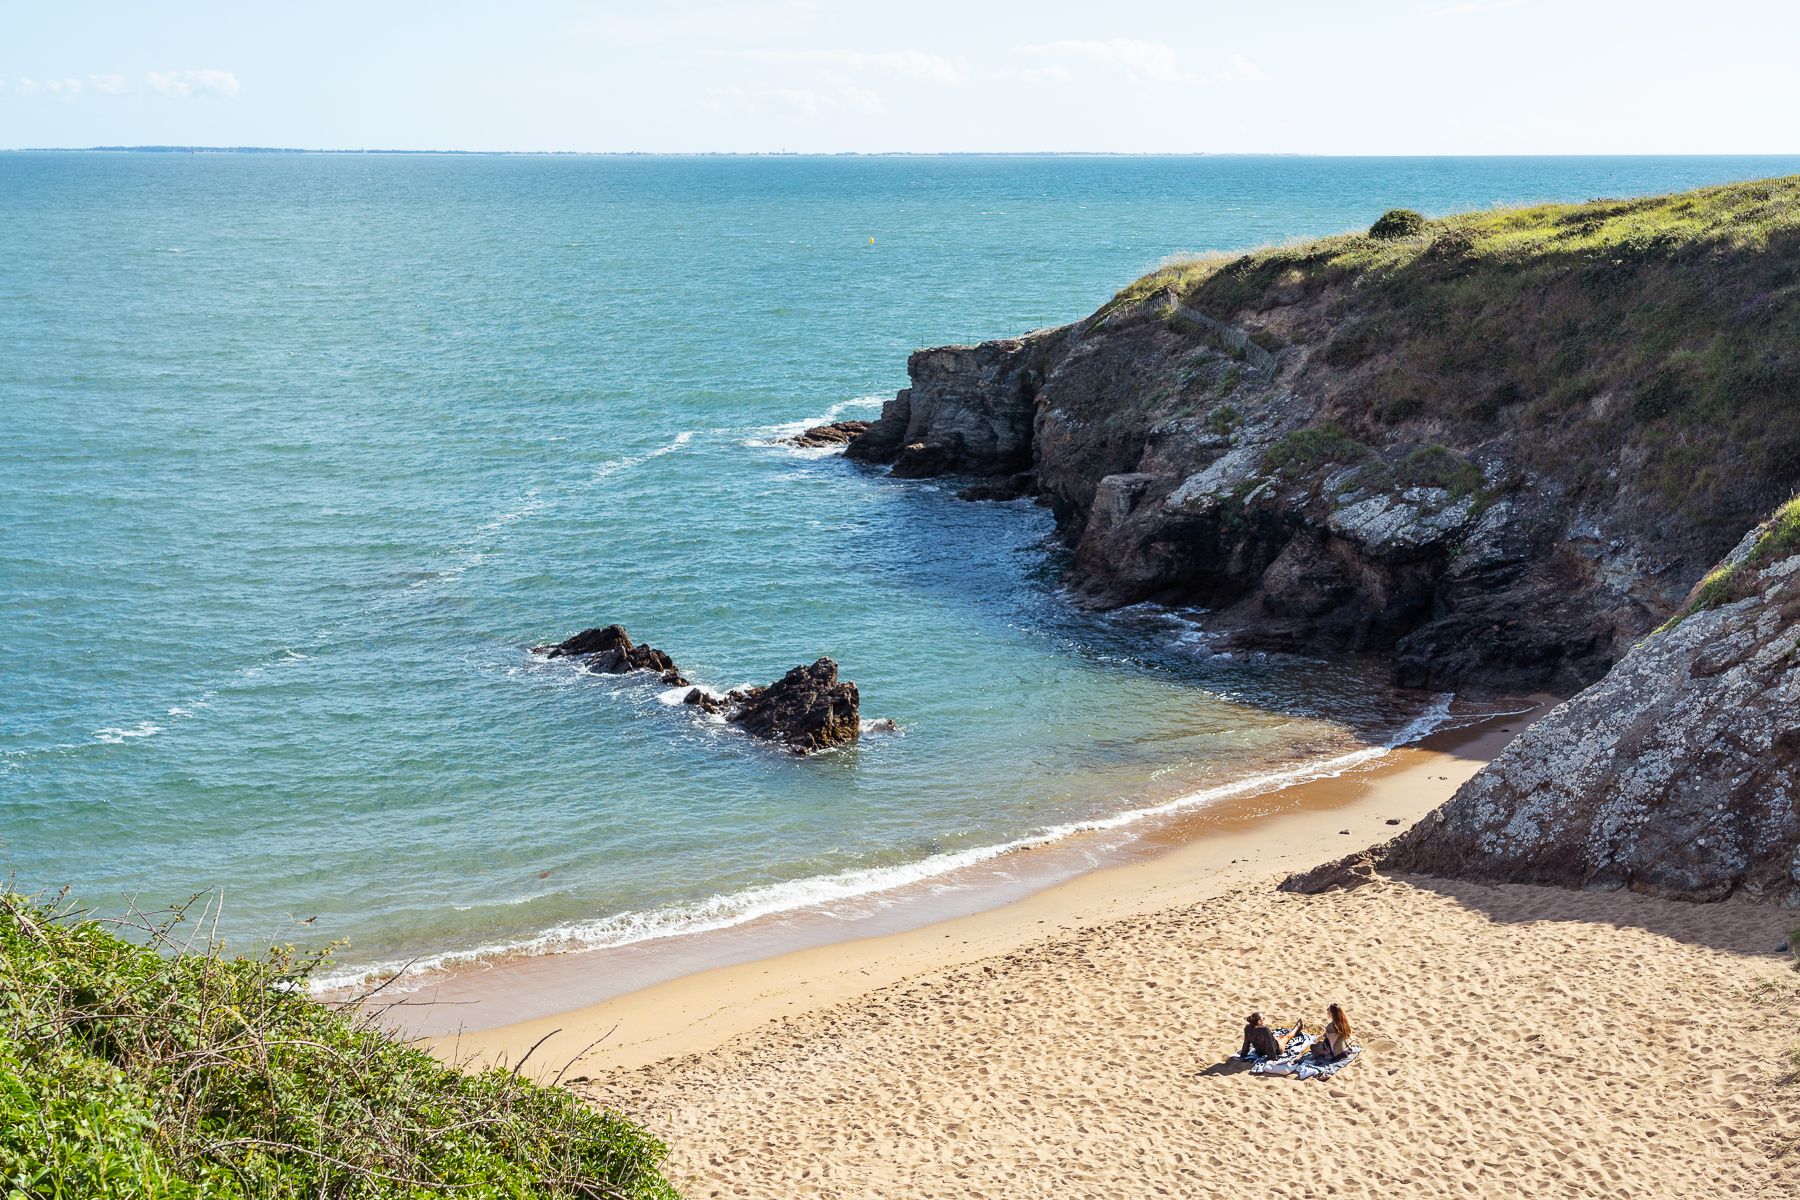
[1236,1028,1362,1080]
[1229,1027,1312,1065]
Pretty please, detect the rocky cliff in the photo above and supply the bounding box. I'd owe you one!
[847,178,1800,696]
[1285,500,1800,906]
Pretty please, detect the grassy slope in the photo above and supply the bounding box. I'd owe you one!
[0,890,679,1200]
[1104,175,1800,528]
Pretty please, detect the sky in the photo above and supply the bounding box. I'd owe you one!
[2,0,1796,154]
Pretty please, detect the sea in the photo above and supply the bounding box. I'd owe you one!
[6,152,1797,993]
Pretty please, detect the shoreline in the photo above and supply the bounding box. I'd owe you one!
[423,702,1547,1076]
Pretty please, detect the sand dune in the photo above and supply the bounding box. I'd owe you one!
[578,877,1800,1199]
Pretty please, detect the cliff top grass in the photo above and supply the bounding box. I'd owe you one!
[1105,175,1800,524]
[0,887,679,1199]
[1669,493,1800,626]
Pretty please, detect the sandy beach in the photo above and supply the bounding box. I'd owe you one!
[435,715,1800,1198]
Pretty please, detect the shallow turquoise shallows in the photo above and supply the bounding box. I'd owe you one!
[6,153,1797,984]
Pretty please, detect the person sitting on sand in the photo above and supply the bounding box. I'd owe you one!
[1238,1012,1299,1060]
[1313,1003,1355,1061]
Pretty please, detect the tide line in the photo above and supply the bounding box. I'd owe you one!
[310,696,1458,995]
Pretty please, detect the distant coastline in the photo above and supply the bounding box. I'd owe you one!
[13,146,1313,157]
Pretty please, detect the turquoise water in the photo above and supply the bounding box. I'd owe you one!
[6,153,1798,986]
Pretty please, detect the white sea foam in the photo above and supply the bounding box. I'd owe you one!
[93,722,164,744]
[310,697,1460,996]
[584,431,694,484]
[743,396,885,450]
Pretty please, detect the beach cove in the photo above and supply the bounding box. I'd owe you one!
[436,711,1800,1198]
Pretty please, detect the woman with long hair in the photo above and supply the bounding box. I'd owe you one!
[1316,1003,1355,1060]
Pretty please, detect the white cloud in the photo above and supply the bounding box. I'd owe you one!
[739,49,964,84]
[19,77,86,96]
[1420,0,1526,14]
[1021,39,1201,85]
[1223,54,1275,82]
[752,85,887,116]
[840,86,885,114]
[146,69,240,98]
[89,74,130,95]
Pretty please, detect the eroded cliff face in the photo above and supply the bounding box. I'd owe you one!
[1287,509,1800,905]
[847,287,1787,696]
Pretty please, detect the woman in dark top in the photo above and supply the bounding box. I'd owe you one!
[1238,1012,1295,1060]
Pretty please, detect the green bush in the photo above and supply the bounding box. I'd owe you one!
[1369,209,1427,240]
[1263,423,1372,477]
[0,889,679,1200]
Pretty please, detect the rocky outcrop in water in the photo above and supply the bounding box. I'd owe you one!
[725,657,860,754]
[535,627,859,754]
[531,624,687,685]
[845,338,1049,480]
[1283,506,1800,906]
[782,421,870,448]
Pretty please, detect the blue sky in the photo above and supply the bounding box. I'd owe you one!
[2,0,1795,153]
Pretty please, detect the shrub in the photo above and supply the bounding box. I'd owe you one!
[1206,405,1242,435]
[1263,423,1372,477]
[1321,321,1388,368]
[1369,209,1427,240]
[0,889,680,1200]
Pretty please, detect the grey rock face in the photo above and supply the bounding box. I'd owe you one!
[844,338,1041,477]
[1366,532,1800,905]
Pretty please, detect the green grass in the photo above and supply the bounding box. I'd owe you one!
[1206,405,1242,435]
[1100,175,1800,516]
[1262,423,1372,477]
[1660,494,1800,629]
[1352,445,1486,499]
[0,889,679,1200]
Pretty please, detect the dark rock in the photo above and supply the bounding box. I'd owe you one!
[532,623,684,682]
[890,437,962,479]
[535,624,631,659]
[957,472,1038,502]
[1277,852,1379,895]
[727,658,860,754]
[589,643,678,676]
[844,339,1045,478]
[782,420,870,448]
[843,392,913,463]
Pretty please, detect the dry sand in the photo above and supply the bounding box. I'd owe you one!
[437,720,1800,1197]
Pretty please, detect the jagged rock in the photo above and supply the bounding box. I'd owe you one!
[534,624,631,659]
[956,473,1038,502]
[727,658,860,754]
[782,420,870,448]
[1306,506,1800,905]
[844,339,1045,477]
[531,624,686,684]
[890,438,961,479]
[588,643,681,678]
[1278,852,1379,894]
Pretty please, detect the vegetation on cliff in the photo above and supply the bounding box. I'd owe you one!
[1679,494,1800,621]
[1109,175,1800,523]
[0,888,678,1199]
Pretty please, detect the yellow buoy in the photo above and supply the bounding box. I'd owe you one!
[869,238,875,244]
